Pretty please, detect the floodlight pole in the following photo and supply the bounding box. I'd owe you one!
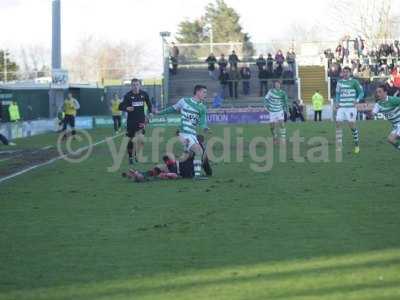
[52,0,61,69]
[49,0,64,118]
[160,31,170,109]
[3,51,7,82]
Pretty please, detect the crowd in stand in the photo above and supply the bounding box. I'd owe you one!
[204,49,297,101]
[324,38,400,98]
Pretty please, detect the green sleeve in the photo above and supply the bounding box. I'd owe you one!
[354,79,364,101]
[158,106,176,115]
[199,106,208,129]
[283,92,289,111]
[389,96,400,107]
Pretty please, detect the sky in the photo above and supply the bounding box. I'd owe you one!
[1,0,328,52]
[1,0,399,75]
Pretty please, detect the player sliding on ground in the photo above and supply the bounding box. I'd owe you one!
[335,66,364,154]
[155,85,210,179]
[373,84,400,151]
[122,135,212,182]
[264,80,288,144]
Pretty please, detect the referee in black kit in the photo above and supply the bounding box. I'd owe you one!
[119,78,153,165]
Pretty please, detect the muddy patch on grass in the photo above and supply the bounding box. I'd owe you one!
[0,147,59,178]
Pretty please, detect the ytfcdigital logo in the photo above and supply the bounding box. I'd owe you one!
[57,127,343,172]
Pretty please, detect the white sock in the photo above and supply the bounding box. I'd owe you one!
[194,160,202,177]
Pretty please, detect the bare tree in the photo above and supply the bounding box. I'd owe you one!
[16,45,51,79]
[65,37,152,83]
[328,0,400,44]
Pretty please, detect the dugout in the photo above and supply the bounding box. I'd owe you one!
[0,85,50,122]
[1,83,161,122]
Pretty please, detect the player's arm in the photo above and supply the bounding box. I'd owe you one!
[334,83,340,108]
[119,94,133,112]
[157,98,184,115]
[144,93,152,114]
[389,96,400,106]
[371,103,380,117]
[355,80,364,103]
[73,99,80,110]
[283,92,289,112]
[199,106,211,134]
[264,91,272,111]
[144,93,153,118]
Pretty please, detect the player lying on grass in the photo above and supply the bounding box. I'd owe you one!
[0,133,16,146]
[154,85,210,179]
[373,84,400,150]
[122,135,212,182]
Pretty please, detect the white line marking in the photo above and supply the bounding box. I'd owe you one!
[0,134,123,184]
[41,145,53,150]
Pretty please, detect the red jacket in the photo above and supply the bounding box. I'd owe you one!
[391,69,400,88]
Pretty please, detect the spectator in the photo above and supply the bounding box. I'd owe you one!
[275,50,285,68]
[311,90,324,122]
[8,100,21,122]
[258,65,269,96]
[205,53,217,79]
[390,65,400,95]
[256,54,266,72]
[274,62,283,78]
[228,50,240,68]
[219,68,229,99]
[393,40,400,58]
[212,92,224,108]
[218,54,228,75]
[266,53,274,73]
[286,48,296,72]
[228,66,240,99]
[240,64,251,95]
[360,66,371,96]
[290,100,305,122]
[282,63,294,85]
[170,42,179,75]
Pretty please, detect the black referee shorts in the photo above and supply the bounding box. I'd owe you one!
[63,114,75,130]
[126,122,146,138]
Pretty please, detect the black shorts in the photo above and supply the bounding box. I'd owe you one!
[64,115,75,128]
[126,122,146,138]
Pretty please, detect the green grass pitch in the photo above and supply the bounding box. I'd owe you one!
[0,121,399,300]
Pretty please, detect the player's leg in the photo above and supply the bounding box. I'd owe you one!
[126,127,135,164]
[348,108,360,153]
[113,116,118,132]
[387,126,400,150]
[61,115,69,140]
[0,133,10,145]
[133,130,145,160]
[270,121,278,144]
[117,116,122,132]
[190,143,204,178]
[335,108,344,151]
[70,115,76,137]
[278,116,286,143]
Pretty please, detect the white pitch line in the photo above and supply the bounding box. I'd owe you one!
[0,134,123,184]
[41,145,53,151]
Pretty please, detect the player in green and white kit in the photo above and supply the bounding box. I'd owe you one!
[156,85,210,178]
[373,85,400,150]
[264,80,288,144]
[335,66,364,154]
